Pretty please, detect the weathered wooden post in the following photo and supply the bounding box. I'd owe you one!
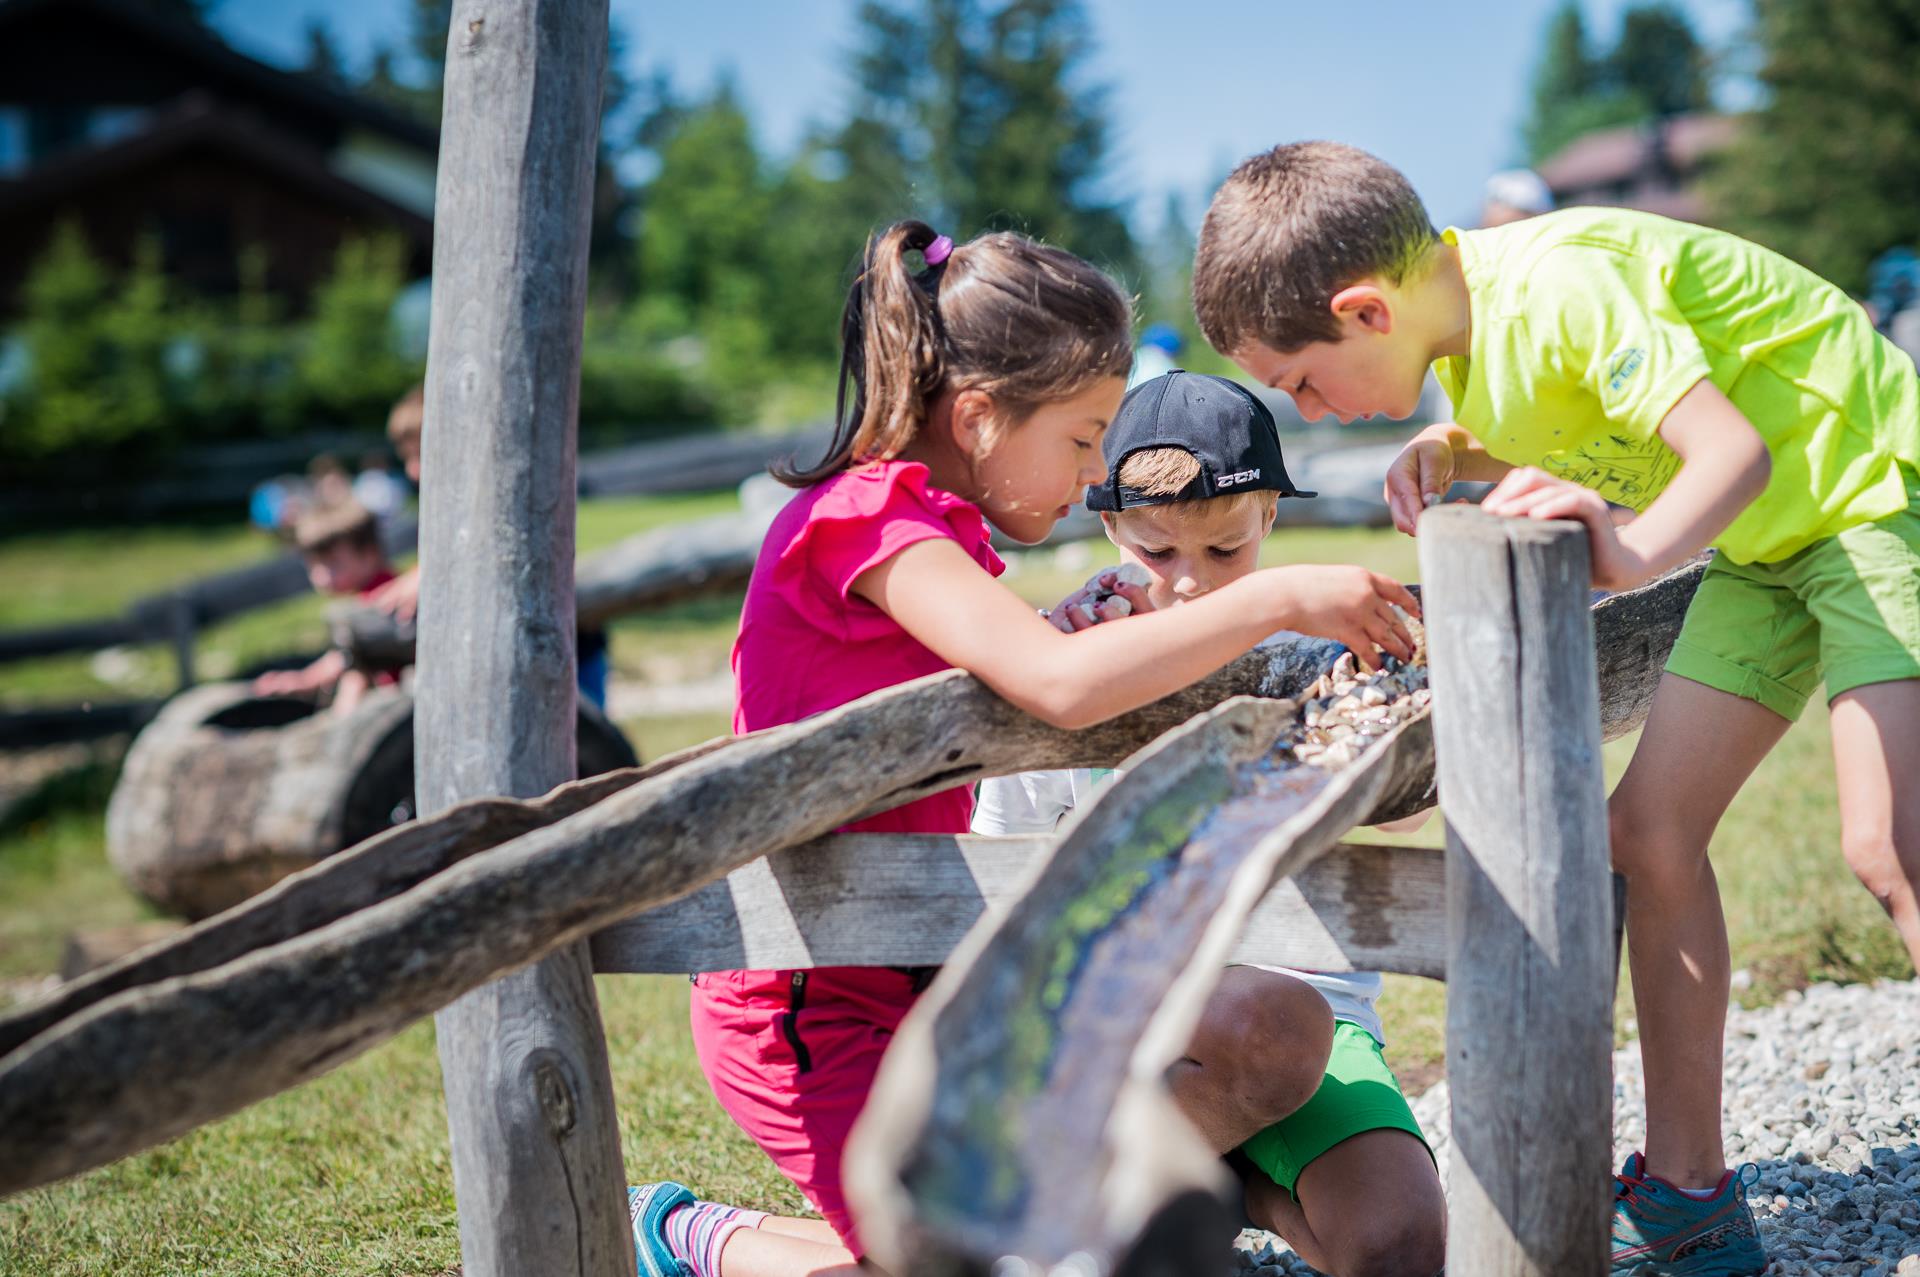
[416,2,630,1276]
[1418,507,1614,1277]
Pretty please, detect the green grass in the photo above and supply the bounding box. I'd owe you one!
[0,492,743,707]
[1,515,1910,1273]
[0,977,802,1277]
[0,758,164,984]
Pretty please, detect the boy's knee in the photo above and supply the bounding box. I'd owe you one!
[1192,974,1334,1122]
[1608,802,1706,887]
[1331,1214,1448,1277]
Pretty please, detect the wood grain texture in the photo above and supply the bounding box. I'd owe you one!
[1419,508,1614,1277]
[0,566,1695,1200]
[0,744,708,1064]
[415,2,627,1274]
[0,642,1335,1093]
[0,650,1339,1198]
[105,684,415,919]
[845,699,1443,1274]
[590,836,1447,978]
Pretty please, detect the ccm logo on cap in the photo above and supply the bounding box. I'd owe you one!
[1216,468,1261,488]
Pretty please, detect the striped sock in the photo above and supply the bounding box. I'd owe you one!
[662,1199,769,1277]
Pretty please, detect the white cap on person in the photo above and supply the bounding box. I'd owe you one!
[1484,168,1554,217]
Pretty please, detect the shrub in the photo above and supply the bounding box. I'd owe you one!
[296,235,421,424]
[8,225,185,460]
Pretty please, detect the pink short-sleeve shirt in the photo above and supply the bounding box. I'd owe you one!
[731,459,1005,834]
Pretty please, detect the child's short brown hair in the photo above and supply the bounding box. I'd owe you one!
[1193,142,1438,356]
[293,501,381,558]
[386,384,424,451]
[1113,447,1276,522]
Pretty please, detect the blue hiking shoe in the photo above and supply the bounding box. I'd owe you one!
[628,1182,694,1277]
[1610,1152,1769,1275]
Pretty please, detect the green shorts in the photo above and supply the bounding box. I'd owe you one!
[1237,1021,1431,1198]
[1667,481,1920,721]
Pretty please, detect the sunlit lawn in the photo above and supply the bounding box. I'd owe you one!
[0,511,1905,1274]
[0,491,739,706]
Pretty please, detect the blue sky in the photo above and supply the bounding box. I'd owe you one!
[215,0,1750,231]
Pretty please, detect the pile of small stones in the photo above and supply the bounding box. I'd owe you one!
[1282,615,1430,771]
[1233,978,1920,1276]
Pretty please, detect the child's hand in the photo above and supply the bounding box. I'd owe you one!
[1267,564,1420,670]
[1043,565,1154,633]
[1481,467,1651,591]
[366,567,422,621]
[1384,434,1458,535]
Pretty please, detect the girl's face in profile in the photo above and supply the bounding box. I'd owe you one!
[963,377,1127,544]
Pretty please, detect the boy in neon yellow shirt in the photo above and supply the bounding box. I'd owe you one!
[1192,141,1920,1277]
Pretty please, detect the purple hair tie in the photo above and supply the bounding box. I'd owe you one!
[923,234,954,266]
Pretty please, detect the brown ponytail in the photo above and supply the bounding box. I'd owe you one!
[775,221,1134,486]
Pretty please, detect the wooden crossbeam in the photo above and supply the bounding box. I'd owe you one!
[0,642,1342,1198]
[591,834,1446,979]
[0,563,1699,1201]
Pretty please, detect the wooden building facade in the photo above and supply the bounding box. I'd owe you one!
[0,0,437,315]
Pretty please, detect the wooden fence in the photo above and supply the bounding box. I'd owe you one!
[0,5,1696,1273]
[0,551,1697,1275]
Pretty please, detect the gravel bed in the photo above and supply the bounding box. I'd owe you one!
[1234,978,1920,1275]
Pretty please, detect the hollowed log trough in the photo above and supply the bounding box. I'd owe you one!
[106,683,636,919]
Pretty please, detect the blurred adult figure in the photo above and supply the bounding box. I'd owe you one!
[1867,247,1920,368]
[1130,322,1185,388]
[1482,167,1554,227]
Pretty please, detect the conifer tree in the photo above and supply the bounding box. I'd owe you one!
[1712,0,1920,290]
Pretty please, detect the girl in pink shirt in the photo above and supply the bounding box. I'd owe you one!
[628,222,1419,1277]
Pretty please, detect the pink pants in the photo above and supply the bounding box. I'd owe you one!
[689,966,925,1256]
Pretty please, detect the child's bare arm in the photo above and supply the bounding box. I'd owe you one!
[1481,379,1770,590]
[854,539,1417,730]
[1384,422,1516,534]
[253,649,349,695]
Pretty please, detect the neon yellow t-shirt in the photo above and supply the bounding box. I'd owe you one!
[1431,207,1920,563]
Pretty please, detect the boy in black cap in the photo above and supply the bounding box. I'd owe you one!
[980,371,1446,1277]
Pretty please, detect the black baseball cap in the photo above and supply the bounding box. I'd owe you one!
[1085,370,1315,512]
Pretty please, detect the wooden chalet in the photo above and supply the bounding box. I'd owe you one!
[0,0,437,314]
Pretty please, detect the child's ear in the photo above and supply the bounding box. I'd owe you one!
[948,388,998,455]
[1100,511,1119,542]
[1260,496,1279,538]
[1328,283,1393,336]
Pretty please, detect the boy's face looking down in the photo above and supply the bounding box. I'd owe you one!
[1230,284,1432,425]
[1103,494,1277,609]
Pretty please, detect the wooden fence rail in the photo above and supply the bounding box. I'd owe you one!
[0,562,1696,1204]
[590,834,1449,979]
